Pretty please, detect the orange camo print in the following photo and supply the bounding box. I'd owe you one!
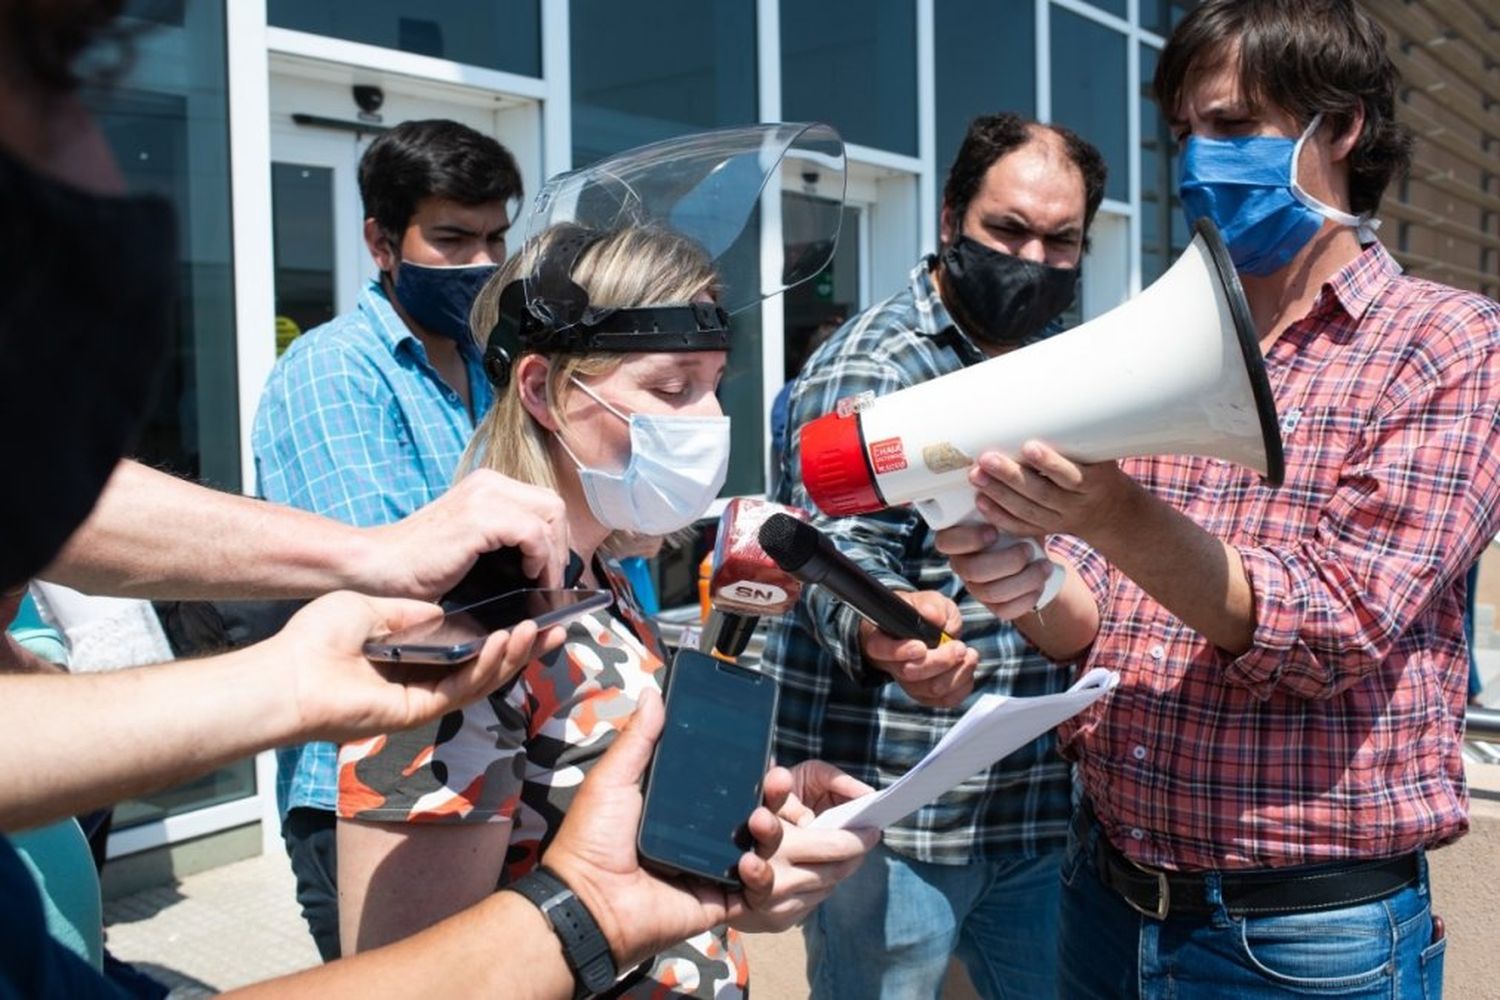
[336,735,389,815]
[402,743,435,777]
[407,773,488,822]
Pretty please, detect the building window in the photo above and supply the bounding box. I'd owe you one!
[934,0,1036,199]
[571,0,764,496]
[1050,6,1128,204]
[570,0,757,166]
[1087,0,1128,18]
[267,1,542,77]
[780,0,917,156]
[81,1,256,834]
[85,1,239,491]
[1139,43,1190,284]
[1140,0,1199,38]
[272,164,338,354]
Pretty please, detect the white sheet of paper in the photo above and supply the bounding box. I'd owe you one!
[811,667,1119,831]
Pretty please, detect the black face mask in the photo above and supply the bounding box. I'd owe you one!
[0,144,177,589]
[938,235,1079,346]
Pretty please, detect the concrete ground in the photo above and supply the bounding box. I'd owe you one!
[103,851,318,997]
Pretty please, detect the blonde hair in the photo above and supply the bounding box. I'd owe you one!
[461,224,721,506]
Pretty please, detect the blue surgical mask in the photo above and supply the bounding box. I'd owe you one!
[391,260,499,344]
[1178,114,1377,277]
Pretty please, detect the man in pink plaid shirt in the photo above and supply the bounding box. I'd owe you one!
[935,1,1499,996]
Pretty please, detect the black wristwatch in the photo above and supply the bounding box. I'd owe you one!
[508,865,617,999]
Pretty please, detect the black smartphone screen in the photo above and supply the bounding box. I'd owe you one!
[362,588,612,664]
[637,648,779,886]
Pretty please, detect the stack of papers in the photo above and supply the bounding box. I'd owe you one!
[812,668,1119,831]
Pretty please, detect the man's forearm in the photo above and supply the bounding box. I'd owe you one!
[229,890,575,1000]
[0,645,296,830]
[1089,486,1256,654]
[41,460,375,599]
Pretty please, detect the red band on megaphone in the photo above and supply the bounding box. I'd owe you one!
[801,410,882,516]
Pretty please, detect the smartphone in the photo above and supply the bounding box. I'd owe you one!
[637,648,780,887]
[362,588,612,664]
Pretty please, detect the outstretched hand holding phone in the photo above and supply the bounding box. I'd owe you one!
[0,590,567,831]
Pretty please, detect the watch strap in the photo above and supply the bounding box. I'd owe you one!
[508,865,617,999]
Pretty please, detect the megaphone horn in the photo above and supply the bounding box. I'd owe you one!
[799,219,1283,603]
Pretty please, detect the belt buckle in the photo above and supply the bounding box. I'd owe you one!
[1125,857,1171,920]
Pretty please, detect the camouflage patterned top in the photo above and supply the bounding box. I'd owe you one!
[338,567,748,997]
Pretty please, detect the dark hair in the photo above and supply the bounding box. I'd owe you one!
[1154,0,1413,215]
[0,0,129,94]
[941,112,1108,243]
[358,119,524,246]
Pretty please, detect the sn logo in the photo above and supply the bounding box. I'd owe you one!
[720,581,789,607]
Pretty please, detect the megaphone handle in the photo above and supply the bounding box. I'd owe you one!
[916,493,1065,611]
[979,530,1064,611]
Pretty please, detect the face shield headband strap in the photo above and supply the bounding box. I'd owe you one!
[483,242,731,389]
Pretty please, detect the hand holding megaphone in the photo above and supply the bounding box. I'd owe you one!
[798,221,1285,610]
[911,488,1065,610]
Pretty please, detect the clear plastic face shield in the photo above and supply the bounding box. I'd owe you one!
[483,122,847,386]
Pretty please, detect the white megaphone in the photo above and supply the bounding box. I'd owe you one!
[799,219,1285,608]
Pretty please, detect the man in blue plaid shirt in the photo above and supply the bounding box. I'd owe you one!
[252,120,522,961]
[763,114,1106,999]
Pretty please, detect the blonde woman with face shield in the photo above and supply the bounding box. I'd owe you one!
[334,125,879,999]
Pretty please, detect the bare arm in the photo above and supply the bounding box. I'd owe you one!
[42,460,569,601]
[43,461,371,599]
[1066,478,1254,653]
[230,888,575,1000]
[0,594,557,831]
[337,819,512,955]
[968,446,1255,653]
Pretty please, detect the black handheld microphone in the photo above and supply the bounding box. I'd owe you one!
[757,513,950,648]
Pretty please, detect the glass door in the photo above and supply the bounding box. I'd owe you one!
[269,124,369,357]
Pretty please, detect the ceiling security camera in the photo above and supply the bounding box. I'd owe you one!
[353,85,385,115]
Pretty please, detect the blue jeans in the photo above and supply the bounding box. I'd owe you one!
[1057,809,1447,999]
[805,841,1062,999]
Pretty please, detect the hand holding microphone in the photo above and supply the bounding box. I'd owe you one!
[858,592,977,708]
[758,514,977,707]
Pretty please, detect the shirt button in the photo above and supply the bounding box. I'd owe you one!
[1130,827,1145,841]
[1132,745,1147,761]
[1150,645,1165,661]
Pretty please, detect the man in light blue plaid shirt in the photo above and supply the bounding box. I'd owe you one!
[762,114,1106,999]
[252,120,521,961]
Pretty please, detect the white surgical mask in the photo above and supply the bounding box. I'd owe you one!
[557,377,730,535]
